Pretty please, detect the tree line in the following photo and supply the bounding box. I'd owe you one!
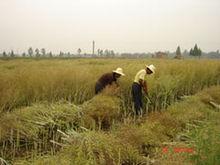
[1,44,219,59]
[0,47,117,58]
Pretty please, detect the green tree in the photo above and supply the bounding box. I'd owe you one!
[41,48,46,57]
[189,48,193,56]
[174,46,182,59]
[97,49,101,56]
[176,46,181,56]
[198,48,202,58]
[104,49,110,57]
[97,49,104,57]
[183,49,188,56]
[110,50,115,57]
[28,47,33,57]
[22,52,26,57]
[194,44,199,56]
[59,51,64,57]
[77,48,82,55]
[48,51,53,58]
[189,44,202,58]
[35,48,40,57]
[3,51,7,58]
[10,50,15,58]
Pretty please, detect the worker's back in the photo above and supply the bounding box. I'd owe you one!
[97,72,116,87]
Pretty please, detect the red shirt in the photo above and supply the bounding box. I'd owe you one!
[97,72,117,87]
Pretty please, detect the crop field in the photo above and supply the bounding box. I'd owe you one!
[0,58,220,165]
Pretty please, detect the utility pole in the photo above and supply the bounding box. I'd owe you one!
[92,40,95,56]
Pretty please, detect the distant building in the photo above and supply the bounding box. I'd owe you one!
[174,54,182,59]
[152,52,168,59]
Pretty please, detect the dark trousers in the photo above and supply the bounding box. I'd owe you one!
[131,82,143,115]
[95,82,104,94]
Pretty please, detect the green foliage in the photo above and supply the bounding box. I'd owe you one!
[176,46,181,56]
[190,44,202,57]
[77,48,82,55]
[28,47,33,57]
[41,48,46,57]
[10,50,15,58]
[2,51,7,57]
[187,106,220,165]
[35,48,40,58]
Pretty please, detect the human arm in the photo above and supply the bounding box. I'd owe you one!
[139,79,148,96]
[115,80,119,87]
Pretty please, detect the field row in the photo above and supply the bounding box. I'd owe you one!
[0,59,219,114]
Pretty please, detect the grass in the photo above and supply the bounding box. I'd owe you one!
[0,58,220,164]
[187,87,220,165]
[0,86,122,161]
[188,116,220,165]
[158,86,220,165]
[0,100,80,160]
[0,59,219,113]
[5,86,219,164]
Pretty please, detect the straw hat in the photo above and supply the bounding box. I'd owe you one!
[146,64,156,74]
[113,68,125,76]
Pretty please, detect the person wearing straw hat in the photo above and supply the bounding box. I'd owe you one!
[95,67,125,94]
[131,64,156,115]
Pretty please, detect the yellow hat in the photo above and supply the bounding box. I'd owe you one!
[113,68,125,76]
[146,64,156,74]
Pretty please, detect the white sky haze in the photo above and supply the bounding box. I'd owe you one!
[0,0,220,54]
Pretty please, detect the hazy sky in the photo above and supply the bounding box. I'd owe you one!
[0,0,220,54]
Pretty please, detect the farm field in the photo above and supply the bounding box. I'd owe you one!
[0,58,220,165]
